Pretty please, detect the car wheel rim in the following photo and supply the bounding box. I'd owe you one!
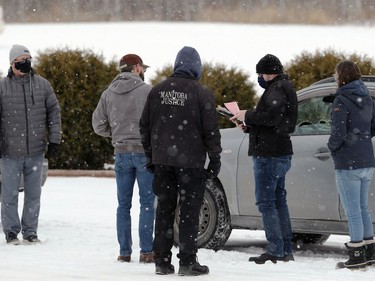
[198,197,211,238]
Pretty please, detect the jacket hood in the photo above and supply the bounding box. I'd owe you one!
[108,72,145,94]
[173,46,202,79]
[335,79,370,108]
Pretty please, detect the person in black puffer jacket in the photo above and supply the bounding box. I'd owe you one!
[140,46,221,276]
[231,54,297,264]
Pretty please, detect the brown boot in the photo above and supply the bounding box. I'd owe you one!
[117,255,131,262]
[139,252,154,263]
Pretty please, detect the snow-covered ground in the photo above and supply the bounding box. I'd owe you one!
[0,176,373,281]
[1,21,375,280]
[1,22,375,95]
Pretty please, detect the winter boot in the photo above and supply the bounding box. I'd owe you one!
[178,261,209,276]
[6,232,21,245]
[336,241,367,269]
[139,252,154,263]
[155,264,175,275]
[249,253,284,264]
[154,252,175,275]
[364,239,375,266]
[177,253,209,276]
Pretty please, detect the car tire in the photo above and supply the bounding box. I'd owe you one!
[174,178,232,250]
[292,233,330,244]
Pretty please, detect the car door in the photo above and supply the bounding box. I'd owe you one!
[288,92,340,221]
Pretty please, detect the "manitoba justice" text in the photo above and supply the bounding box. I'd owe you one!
[160,90,188,106]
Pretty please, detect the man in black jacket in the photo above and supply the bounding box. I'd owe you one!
[140,46,221,276]
[231,54,297,264]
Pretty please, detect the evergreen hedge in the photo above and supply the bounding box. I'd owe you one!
[33,48,118,169]
[286,49,375,90]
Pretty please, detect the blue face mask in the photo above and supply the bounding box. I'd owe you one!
[257,75,267,89]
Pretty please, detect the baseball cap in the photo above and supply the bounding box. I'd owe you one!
[119,54,149,70]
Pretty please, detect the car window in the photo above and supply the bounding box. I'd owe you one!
[294,97,332,135]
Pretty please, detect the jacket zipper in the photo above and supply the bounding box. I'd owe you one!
[22,82,30,155]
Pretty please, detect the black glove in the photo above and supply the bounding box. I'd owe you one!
[145,157,155,174]
[206,157,221,179]
[47,143,59,158]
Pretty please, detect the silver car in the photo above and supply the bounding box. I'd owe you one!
[174,76,375,249]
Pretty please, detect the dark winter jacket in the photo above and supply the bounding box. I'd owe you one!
[92,72,152,154]
[244,74,297,157]
[139,47,221,169]
[0,69,61,157]
[328,79,375,170]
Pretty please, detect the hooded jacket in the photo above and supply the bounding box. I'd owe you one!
[139,46,221,168]
[0,69,61,157]
[92,72,152,154]
[328,79,375,170]
[244,74,298,157]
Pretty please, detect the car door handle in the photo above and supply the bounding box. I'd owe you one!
[313,147,331,161]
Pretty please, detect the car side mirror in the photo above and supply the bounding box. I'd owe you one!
[323,95,335,103]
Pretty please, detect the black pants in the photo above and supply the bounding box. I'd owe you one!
[153,165,206,265]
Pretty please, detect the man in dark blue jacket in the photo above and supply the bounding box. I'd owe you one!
[140,46,221,276]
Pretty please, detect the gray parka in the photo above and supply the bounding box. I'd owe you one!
[92,72,152,154]
[0,69,61,157]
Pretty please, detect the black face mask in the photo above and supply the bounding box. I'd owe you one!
[257,75,267,89]
[15,59,32,74]
[139,71,145,81]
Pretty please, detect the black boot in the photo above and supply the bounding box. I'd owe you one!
[249,253,285,264]
[154,252,175,275]
[177,254,209,276]
[336,241,367,269]
[365,239,375,266]
[178,261,209,276]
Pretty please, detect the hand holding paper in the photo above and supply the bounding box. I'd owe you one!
[230,110,248,132]
[230,110,246,122]
[216,101,245,126]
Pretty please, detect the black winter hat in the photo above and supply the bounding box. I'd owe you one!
[256,54,283,74]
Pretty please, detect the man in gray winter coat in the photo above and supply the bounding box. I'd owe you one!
[0,44,61,245]
[92,54,155,263]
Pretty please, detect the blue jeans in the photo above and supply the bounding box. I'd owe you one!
[335,168,374,242]
[253,155,293,257]
[115,153,155,256]
[1,154,44,238]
